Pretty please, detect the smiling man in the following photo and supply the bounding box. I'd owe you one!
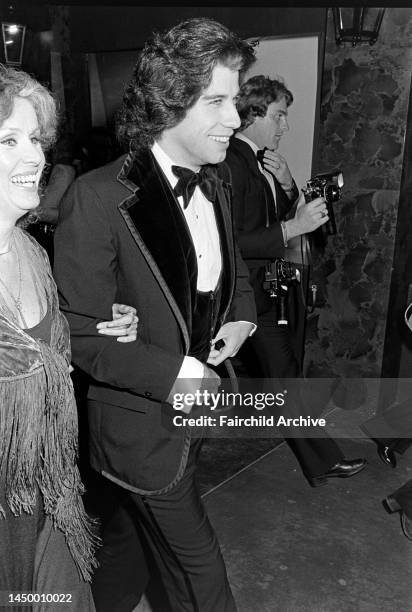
[54,18,256,612]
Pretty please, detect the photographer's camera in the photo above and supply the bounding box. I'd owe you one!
[302,169,344,235]
[263,259,300,326]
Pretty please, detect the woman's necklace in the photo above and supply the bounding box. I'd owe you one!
[0,235,28,327]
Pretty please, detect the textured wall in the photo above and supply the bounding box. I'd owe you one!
[304,8,412,378]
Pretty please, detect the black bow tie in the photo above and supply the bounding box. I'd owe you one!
[172,165,218,209]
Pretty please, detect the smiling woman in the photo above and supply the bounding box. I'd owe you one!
[0,98,45,227]
[0,64,138,610]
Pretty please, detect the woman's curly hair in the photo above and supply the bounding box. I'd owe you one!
[236,74,293,131]
[0,64,58,150]
[116,17,256,151]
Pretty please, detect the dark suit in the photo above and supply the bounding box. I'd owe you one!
[53,149,256,611]
[225,136,343,479]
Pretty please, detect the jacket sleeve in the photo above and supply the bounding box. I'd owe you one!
[226,239,257,325]
[53,177,183,403]
[216,168,256,326]
[226,148,286,260]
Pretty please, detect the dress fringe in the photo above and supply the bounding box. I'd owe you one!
[0,342,99,581]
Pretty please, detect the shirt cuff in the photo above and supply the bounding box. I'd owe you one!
[177,355,205,379]
[238,321,257,336]
[282,179,299,201]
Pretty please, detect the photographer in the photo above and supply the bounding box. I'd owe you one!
[226,75,367,486]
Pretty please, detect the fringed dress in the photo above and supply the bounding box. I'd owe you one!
[0,229,97,610]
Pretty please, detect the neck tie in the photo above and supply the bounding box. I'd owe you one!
[172,165,218,209]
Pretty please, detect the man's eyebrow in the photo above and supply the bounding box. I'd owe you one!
[202,93,226,100]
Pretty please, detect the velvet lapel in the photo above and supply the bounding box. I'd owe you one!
[213,174,235,324]
[117,150,197,352]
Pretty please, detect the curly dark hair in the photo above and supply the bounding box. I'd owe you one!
[116,17,256,151]
[236,74,293,131]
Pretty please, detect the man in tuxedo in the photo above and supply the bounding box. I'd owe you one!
[53,18,256,612]
[225,75,366,487]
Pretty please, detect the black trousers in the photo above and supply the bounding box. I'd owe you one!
[91,438,236,612]
[361,398,412,455]
[87,477,150,612]
[236,304,343,479]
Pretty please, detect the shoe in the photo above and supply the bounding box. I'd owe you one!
[383,496,412,541]
[377,444,397,468]
[383,494,401,513]
[308,458,367,487]
[401,513,412,541]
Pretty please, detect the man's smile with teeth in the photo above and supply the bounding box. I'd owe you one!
[11,173,37,185]
[210,136,230,143]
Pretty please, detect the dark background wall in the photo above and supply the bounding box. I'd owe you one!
[305,8,412,379]
[67,6,327,52]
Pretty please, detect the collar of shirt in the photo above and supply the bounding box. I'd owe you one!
[151,141,180,190]
[151,141,211,211]
[235,131,260,157]
[235,132,269,179]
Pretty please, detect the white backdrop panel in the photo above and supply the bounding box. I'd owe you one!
[245,35,320,190]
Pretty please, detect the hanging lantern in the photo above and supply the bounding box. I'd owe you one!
[2,21,26,65]
[333,8,386,46]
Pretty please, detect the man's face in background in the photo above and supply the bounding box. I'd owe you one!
[251,97,290,150]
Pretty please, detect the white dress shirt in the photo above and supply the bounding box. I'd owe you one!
[151,142,222,291]
[152,141,223,379]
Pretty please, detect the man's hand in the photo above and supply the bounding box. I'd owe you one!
[261,149,294,192]
[96,303,139,343]
[285,193,329,240]
[207,321,255,366]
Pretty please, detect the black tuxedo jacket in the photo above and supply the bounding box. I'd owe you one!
[53,149,256,495]
[225,137,298,314]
